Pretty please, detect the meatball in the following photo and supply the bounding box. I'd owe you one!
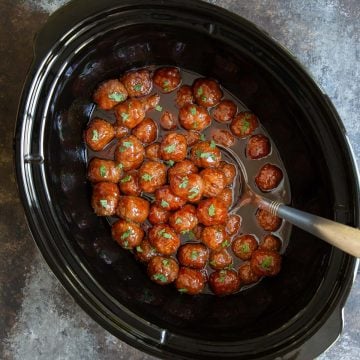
[211,129,235,147]
[201,225,230,251]
[209,269,240,296]
[190,141,221,168]
[193,78,223,108]
[153,67,181,93]
[197,198,228,226]
[119,170,141,196]
[184,130,201,146]
[256,208,282,231]
[250,250,282,277]
[85,118,115,151]
[148,225,180,255]
[200,168,227,197]
[160,111,177,130]
[255,163,283,192]
[175,267,206,295]
[232,234,258,260]
[121,68,152,97]
[179,103,211,131]
[259,234,282,252]
[91,182,119,216]
[87,158,121,183]
[176,85,194,108]
[134,239,158,263]
[132,118,158,144]
[169,204,198,233]
[169,173,204,203]
[113,124,129,139]
[177,243,208,269]
[145,142,161,161]
[212,99,237,123]
[138,161,167,193]
[238,262,261,285]
[143,93,161,112]
[225,214,241,236]
[147,256,179,285]
[93,79,128,110]
[168,160,198,178]
[115,135,145,171]
[193,224,204,240]
[209,249,233,270]
[111,219,144,249]
[114,99,146,129]
[116,196,150,223]
[218,161,236,186]
[246,134,271,159]
[230,111,259,138]
[148,204,170,225]
[216,188,233,209]
[155,186,186,211]
[160,133,187,162]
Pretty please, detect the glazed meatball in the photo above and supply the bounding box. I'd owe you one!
[212,99,237,123]
[168,160,198,178]
[153,67,181,93]
[250,250,282,277]
[116,196,150,223]
[148,204,170,225]
[114,99,146,129]
[119,170,141,196]
[201,225,230,251]
[224,214,240,235]
[256,208,282,231]
[209,269,240,296]
[160,133,187,162]
[218,161,236,186]
[134,239,158,263]
[200,168,227,197]
[230,111,259,138]
[147,256,179,285]
[211,129,235,147]
[176,85,194,108]
[160,111,177,130]
[209,249,233,270]
[91,182,119,216]
[87,158,121,183]
[145,142,161,161]
[193,224,204,240]
[138,161,167,193]
[155,186,186,211]
[184,130,201,146]
[177,243,208,269]
[255,163,283,192]
[179,103,211,131]
[148,225,180,255]
[232,234,258,260]
[111,219,144,249]
[169,173,204,203]
[175,267,206,295]
[93,79,128,110]
[197,198,228,226]
[115,135,145,171]
[238,262,261,285]
[246,134,271,159]
[113,124,129,139]
[85,118,115,151]
[259,234,282,252]
[121,68,152,97]
[190,141,221,168]
[193,78,223,108]
[216,188,233,209]
[143,93,161,112]
[169,204,198,233]
[132,118,158,144]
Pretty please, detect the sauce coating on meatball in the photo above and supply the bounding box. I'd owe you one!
[91,182,119,216]
[138,161,167,193]
[114,99,146,129]
[250,250,282,277]
[85,118,115,152]
[153,67,181,93]
[175,267,206,295]
[177,243,209,269]
[119,170,141,196]
[209,269,240,296]
[148,204,170,225]
[230,111,259,138]
[179,104,211,131]
[134,239,158,263]
[169,173,204,203]
[115,135,145,171]
[201,225,230,251]
[132,117,158,144]
[238,262,261,285]
[168,204,198,233]
[209,249,233,270]
[160,111,177,130]
[111,219,144,249]
[87,158,121,183]
[116,196,150,223]
[212,99,237,122]
[121,69,152,97]
[148,225,180,255]
[255,163,283,192]
[259,234,282,252]
[200,168,227,197]
[160,133,187,162]
[190,140,222,168]
[256,208,282,231]
[155,185,187,211]
[176,85,194,108]
[246,134,271,159]
[197,198,228,226]
[193,78,223,108]
[147,256,179,285]
[211,129,235,147]
[93,79,128,110]
[232,234,258,260]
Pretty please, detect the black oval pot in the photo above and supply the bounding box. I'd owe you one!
[15,1,359,359]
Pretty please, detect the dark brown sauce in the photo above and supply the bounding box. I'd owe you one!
[86,67,291,295]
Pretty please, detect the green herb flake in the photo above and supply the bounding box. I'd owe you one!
[193,121,199,129]
[153,273,167,283]
[136,245,143,253]
[241,243,251,253]
[119,141,133,152]
[133,84,142,92]
[179,176,189,189]
[208,204,216,217]
[188,186,199,199]
[163,80,170,88]
[222,240,230,248]
[209,260,216,267]
[92,129,99,141]
[261,256,273,269]
[165,160,175,167]
[155,105,163,112]
[99,165,107,177]
[108,92,125,102]
[162,259,170,267]
[190,250,199,260]
[241,120,250,134]
[160,200,169,208]
[175,217,183,225]
[121,229,131,240]
[99,199,108,208]
[164,143,176,153]
[210,140,216,149]
[197,87,203,96]
[123,240,129,249]
[178,288,188,293]
[141,173,153,182]
[121,112,129,121]
[218,270,227,283]
[117,163,124,169]
[159,229,172,239]
[120,175,131,183]
[201,96,207,102]
[200,133,206,141]
[190,107,197,116]
[200,152,216,161]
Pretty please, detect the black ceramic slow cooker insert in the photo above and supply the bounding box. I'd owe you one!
[15,1,359,359]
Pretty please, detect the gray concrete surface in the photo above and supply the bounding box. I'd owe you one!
[1,0,359,359]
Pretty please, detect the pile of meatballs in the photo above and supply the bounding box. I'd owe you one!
[85,66,284,296]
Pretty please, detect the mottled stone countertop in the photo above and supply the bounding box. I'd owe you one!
[1,0,359,359]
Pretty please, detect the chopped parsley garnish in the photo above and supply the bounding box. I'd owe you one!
[141,173,153,181]
[175,217,183,225]
[108,92,125,102]
[119,141,133,152]
[99,199,108,208]
[123,240,129,248]
[208,204,216,216]
[241,120,250,133]
[162,259,170,266]
[197,87,203,96]
[218,270,227,283]
[209,260,216,267]
[199,152,216,161]
[241,243,250,253]
[121,229,131,240]
[164,143,176,153]
[133,84,142,92]
[165,160,175,167]
[200,133,206,141]
[117,163,124,169]
[153,273,167,283]
[120,175,131,183]
[190,250,199,260]
[92,129,99,141]
[158,229,172,239]
[155,105,163,112]
[222,240,230,248]
[121,112,129,121]
[178,288,188,293]
[99,165,107,177]
[181,230,195,240]
[160,200,169,208]
[136,245,143,253]
[190,107,197,116]
[201,96,207,102]
[193,121,199,129]
[210,140,216,149]
[188,186,199,199]
[163,80,170,91]
[261,256,273,269]
[179,176,189,189]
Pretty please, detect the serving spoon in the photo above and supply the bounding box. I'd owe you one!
[220,145,360,258]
